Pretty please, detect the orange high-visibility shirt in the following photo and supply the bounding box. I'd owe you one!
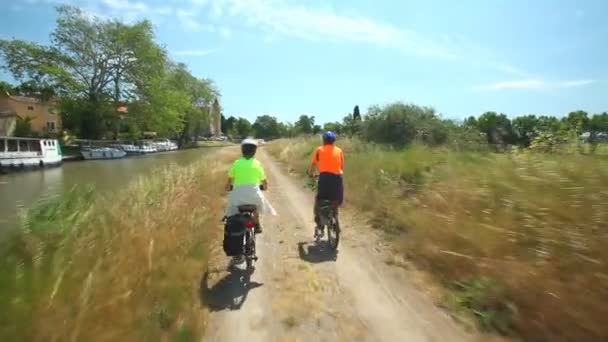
[311,145,344,175]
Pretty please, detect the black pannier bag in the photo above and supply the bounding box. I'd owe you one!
[223,215,245,256]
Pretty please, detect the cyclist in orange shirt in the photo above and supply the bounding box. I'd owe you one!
[308,131,344,238]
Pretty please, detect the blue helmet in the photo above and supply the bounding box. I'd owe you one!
[322,131,336,144]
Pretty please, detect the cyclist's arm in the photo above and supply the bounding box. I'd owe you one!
[225,177,234,191]
[259,164,268,190]
[308,148,319,175]
[226,162,236,191]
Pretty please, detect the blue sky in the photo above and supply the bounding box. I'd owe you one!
[1,0,607,124]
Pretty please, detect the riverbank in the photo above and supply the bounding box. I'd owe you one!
[267,138,608,342]
[0,148,237,341]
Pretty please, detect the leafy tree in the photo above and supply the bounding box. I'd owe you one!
[512,115,539,147]
[476,111,514,146]
[588,113,608,147]
[0,81,14,94]
[323,122,343,134]
[463,116,478,128]
[277,121,296,138]
[537,116,561,134]
[235,117,252,137]
[342,113,355,137]
[13,116,33,137]
[222,115,237,135]
[294,114,315,135]
[563,110,589,134]
[252,115,281,139]
[0,5,194,139]
[361,102,446,146]
[12,80,56,101]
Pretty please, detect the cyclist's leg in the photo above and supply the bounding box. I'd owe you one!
[253,210,262,234]
[337,175,344,206]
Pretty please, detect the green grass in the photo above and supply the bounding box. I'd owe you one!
[0,149,237,341]
[268,138,608,342]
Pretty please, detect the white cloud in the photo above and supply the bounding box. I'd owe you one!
[474,79,596,91]
[560,79,595,87]
[181,0,454,58]
[102,0,148,13]
[173,48,217,56]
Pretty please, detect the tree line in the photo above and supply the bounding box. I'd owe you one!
[227,103,607,153]
[0,5,219,145]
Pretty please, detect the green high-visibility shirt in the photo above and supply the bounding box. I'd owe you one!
[228,158,266,186]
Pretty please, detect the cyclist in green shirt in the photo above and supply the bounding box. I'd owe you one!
[225,139,275,233]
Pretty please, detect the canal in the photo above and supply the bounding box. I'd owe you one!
[0,148,215,232]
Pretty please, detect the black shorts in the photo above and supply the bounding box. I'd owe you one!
[316,173,343,205]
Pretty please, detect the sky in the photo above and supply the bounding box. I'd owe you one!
[1,0,607,124]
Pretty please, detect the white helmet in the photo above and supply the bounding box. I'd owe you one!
[241,138,258,146]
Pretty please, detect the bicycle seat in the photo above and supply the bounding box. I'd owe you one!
[238,204,258,213]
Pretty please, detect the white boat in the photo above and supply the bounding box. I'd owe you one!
[151,139,178,152]
[120,144,141,155]
[138,143,157,154]
[0,137,63,171]
[81,147,126,160]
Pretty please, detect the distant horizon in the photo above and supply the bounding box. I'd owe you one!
[1,0,607,124]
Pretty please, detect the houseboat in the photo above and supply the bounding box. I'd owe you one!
[0,137,62,171]
[80,147,127,160]
[152,139,178,152]
[119,143,141,155]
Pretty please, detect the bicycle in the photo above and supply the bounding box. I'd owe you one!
[316,199,340,249]
[236,204,259,271]
[224,185,265,271]
[309,172,341,250]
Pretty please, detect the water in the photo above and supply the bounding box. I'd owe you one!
[0,148,212,232]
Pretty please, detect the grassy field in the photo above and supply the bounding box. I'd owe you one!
[267,138,608,342]
[0,148,236,341]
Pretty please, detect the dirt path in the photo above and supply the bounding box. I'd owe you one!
[202,150,478,341]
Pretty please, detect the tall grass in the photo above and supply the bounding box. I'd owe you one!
[268,138,608,341]
[0,150,236,341]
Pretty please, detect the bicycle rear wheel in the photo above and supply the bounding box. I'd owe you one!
[245,231,256,271]
[327,216,340,250]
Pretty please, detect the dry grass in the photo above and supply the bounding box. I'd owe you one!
[0,148,238,341]
[268,138,608,342]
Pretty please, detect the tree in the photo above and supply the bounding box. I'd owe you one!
[353,105,361,121]
[588,113,608,146]
[361,102,446,146]
[476,111,514,146]
[13,80,56,101]
[563,110,589,134]
[323,122,343,134]
[14,116,34,137]
[222,115,237,135]
[537,116,561,134]
[512,115,539,147]
[0,5,189,139]
[235,117,252,137]
[252,115,281,139]
[294,114,315,135]
[342,113,355,137]
[0,81,14,94]
[463,116,478,128]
